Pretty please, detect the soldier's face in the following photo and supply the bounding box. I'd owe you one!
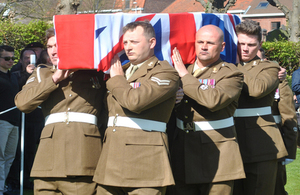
[123,26,156,65]
[237,33,261,62]
[47,36,57,66]
[195,28,225,66]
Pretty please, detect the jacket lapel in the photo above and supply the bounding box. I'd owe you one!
[127,56,158,82]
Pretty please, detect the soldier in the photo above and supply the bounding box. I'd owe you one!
[93,21,179,195]
[168,25,245,195]
[258,48,298,195]
[233,19,287,195]
[14,28,107,194]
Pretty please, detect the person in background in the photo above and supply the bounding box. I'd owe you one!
[291,64,300,148]
[233,19,287,195]
[11,42,44,73]
[0,45,20,195]
[6,48,44,194]
[14,28,106,194]
[36,49,52,66]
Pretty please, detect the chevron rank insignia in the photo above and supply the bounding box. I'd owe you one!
[151,77,170,86]
[26,77,35,85]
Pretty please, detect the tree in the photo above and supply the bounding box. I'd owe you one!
[56,0,81,15]
[267,0,300,42]
[195,0,236,13]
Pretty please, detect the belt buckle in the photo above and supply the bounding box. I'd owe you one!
[64,112,70,124]
[184,122,194,133]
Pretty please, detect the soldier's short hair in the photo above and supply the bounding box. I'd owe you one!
[123,21,156,39]
[46,28,55,42]
[236,19,262,43]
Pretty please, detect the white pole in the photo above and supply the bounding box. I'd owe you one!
[20,112,25,195]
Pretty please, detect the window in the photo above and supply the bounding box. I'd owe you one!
[271,22,280,30]
[256,2,269,9]
[125,0,130,9]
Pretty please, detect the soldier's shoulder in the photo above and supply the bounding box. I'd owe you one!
[219,61,239,71]
[258,59,280,68]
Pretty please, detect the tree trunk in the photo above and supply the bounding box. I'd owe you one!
[267,0,300,42]
[56,0,80,15]
[195,0,236,13]
[290,0,300,42]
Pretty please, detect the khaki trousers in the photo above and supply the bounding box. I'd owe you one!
[97,184,166,195]
[34,177,96,195]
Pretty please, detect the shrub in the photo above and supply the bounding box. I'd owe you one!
[0,20,53,62]
[262,41,300,75]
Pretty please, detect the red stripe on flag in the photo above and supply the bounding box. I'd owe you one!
[227,13,236,32]
[98,14,156,71]
[98,35,124,72]
[55,14,95,70]
[169,13,196,65]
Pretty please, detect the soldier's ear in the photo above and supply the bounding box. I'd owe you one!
[149,37,156,49]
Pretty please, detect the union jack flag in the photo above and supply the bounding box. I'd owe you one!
[53,13,240,71]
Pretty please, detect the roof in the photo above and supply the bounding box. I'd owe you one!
[144,0,175,13]
[161,0,204,13]
[246,0,292,15]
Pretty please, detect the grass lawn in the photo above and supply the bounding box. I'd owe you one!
[23,148,300,195]
[285,147,300,195]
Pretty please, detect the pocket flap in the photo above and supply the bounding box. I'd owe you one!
[82,123,101,137]
[125,130,163,145]
[40,125,54,139]
[200,128,236,143]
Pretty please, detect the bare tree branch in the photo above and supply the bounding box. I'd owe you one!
[224,0,236,13]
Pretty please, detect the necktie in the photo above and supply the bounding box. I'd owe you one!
[126,65,139,80]
[193,68,202,77]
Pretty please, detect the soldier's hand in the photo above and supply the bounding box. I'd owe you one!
[26,64,35,74]
[278,67,286,81]
[52,69,77,84]
[110,55,124,78]
[172,47,188,77]
[176,87,184,104]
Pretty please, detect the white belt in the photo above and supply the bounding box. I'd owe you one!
[273,115,282,124]
[176,117,234,131]
[108,116,166,132]
[234,106,271,117]
[45,112,97,126]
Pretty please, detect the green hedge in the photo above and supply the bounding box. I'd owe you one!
[0,20,53,62]
[262,41,300,75]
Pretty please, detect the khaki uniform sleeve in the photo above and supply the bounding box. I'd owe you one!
[15,66,58,113]
[239,61,280,98]
[278,80,298,159]
[107,66,179,114]
[181,64,243,112]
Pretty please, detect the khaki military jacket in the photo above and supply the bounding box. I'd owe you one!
[272,79,298,160]
[93,56,179,187]
[234,56,287,163]
[170,59,245,184]
[15,64,106,177]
